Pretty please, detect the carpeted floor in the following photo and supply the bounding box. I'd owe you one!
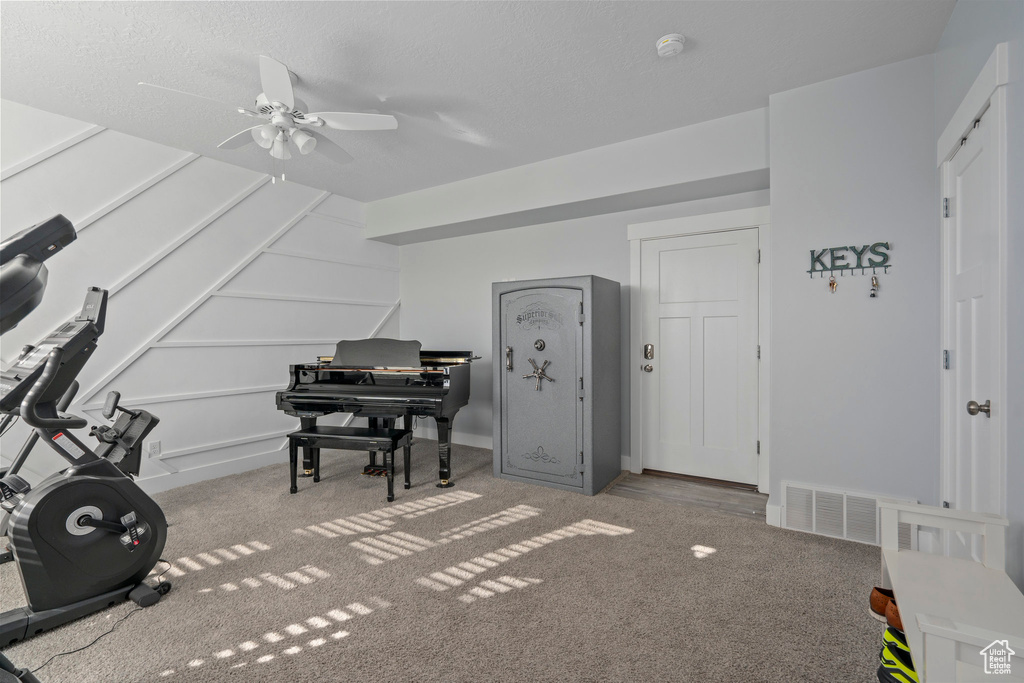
[1,440,883,682]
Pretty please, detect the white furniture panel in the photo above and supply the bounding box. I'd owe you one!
[879,500,1023,682]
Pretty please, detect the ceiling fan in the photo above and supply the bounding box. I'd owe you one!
[140,55,397,166]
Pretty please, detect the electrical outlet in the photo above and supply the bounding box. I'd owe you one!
[148,440,161,458]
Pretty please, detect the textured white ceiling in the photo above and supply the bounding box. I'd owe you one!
[0,1,954,202]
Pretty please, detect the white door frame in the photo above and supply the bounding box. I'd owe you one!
[627,206,771,493]
[938,43,1010,516]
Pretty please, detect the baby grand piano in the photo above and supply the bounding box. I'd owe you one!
[275,339,474,487]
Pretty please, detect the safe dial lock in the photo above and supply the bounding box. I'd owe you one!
[523,358,554,391]
[534,339,545,351]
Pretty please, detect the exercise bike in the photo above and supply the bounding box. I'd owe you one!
[0,216,170,657]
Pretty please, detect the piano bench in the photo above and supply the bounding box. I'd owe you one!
[287,426,413,502]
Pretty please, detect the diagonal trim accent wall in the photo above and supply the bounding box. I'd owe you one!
[0,100,399,493]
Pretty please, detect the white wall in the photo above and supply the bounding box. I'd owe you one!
[933,0,1024,590]
[368,108,769,244]
[0,100,397,493]
[768,56,939,508]
[399,189,770,459]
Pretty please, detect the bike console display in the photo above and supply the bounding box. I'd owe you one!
[0,287,107,416]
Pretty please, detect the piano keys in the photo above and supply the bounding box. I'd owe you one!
[275,338,475,487]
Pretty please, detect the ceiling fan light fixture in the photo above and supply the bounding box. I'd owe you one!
[252,127,273,149]
[291,129,317,155]
[270,133,291,160]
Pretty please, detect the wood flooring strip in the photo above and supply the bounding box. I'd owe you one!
[607,473,768,519]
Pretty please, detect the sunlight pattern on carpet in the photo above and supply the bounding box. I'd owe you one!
[292,490,482,539]
[351,504,543,565]
[153,540,272,578]
[457,576,544,603]
[414,519,633,595]
[196,564,332,593]
[155,596,389,677]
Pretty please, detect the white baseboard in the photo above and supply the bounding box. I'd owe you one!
[621,454,631,471]
[765,502,782,527]
[136,448,285,495]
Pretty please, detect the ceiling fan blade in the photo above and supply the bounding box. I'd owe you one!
[310,132,354,165]
[309,112,398,131]
[259,55,294,110]
[139,82,240,112]
[217,125,263,149]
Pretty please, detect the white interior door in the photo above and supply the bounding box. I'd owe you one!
[942,106,1003,543]
[640,228,759,484]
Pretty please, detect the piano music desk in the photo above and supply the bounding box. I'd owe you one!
[288,426,413,502]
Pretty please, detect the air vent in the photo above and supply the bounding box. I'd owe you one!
[785,485,813,532]
[846,495,878,544]
[782,481,915,547]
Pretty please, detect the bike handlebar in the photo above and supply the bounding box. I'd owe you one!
[19,347,88,430]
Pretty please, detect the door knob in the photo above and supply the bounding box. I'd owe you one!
[966,399,991,417]
[642,364,653,373]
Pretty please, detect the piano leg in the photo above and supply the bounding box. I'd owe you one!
[300,417,317,477]
[435,417,454,488]
[367,417,378,468]
[386,443,395,502]
[289,437,298,494]
[403,413,412,489]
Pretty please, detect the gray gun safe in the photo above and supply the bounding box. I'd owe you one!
[492,275,621,495]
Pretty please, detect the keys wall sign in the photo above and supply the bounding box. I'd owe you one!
[808,242,891,295]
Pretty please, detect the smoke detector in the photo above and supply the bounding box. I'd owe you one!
[656,34,686,58]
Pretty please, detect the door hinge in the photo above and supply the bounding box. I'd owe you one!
[756,440,760,455]
[943,197,950,218]
[757,249,761,264]
[578,451,585,473]
[942,501,950,509]
[579,301,585,326]
[943,349,950,370]
[756,345,761,360]
[578,377,584,401]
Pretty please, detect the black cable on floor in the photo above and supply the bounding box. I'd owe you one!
[30,558,173,675]
[29,606,142,675]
